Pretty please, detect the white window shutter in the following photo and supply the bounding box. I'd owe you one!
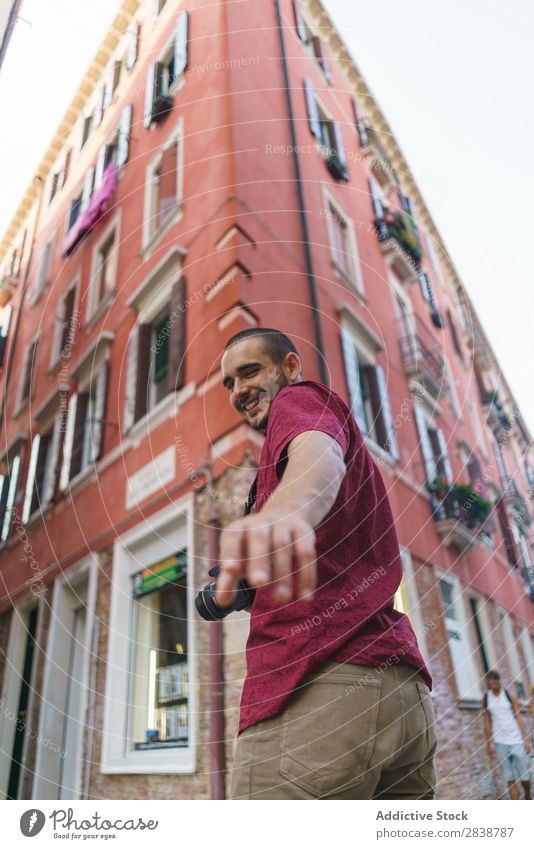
[369,176,384,219]
[174,10,189,79]
[117,104,132,167]
[332,121,346,165]
[21,435,41,523]
[126,20,139,69]
[123,324,139,432]
[43,414,61,504]
[340,328,368,435]
[413,404,436,481]
[81,166,95,212]
[373,365,400,461]
[59,394,78,491]
[144,63,156,127]
[293,0,307,41]
[304,78,321,140]
[92,363,109,461]
[436,427,453,481]
[1,455,20,540]
[94,144,107,189]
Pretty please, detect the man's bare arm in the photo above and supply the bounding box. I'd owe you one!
[215,430,346,607]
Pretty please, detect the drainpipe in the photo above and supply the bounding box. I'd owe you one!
[194,465,226,800]
[272,0,328,386]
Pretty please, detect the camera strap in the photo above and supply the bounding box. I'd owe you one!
[244,475,258,516]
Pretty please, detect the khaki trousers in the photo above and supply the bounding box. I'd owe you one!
[230,661,437,799]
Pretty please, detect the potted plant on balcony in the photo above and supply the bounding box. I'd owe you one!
[325,150,350,182]
[151,93,174,125]
[426,477,492,530]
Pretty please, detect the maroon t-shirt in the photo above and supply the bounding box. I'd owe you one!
[237,380,431,735]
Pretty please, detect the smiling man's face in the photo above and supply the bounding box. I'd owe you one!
[221,337,301,432]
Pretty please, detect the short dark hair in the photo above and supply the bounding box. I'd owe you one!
[224,327,299,366]
[486,669,500,680]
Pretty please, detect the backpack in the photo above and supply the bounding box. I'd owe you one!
[483,688,513,709]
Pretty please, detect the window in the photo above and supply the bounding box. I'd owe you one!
[0,454,21,541]
[144,12,189,127]
[50,284,78,367]
[49,171,60,205]
[59,364,109,487]
[323,193,363,292]
[413,403,452,483]
[304,78,348,182]
[16,338,39,411]
[124,276,186,432]
[469,597,496,674]
[68,193,82,231]
[102,502,194,774]
[439,577,481,701]
[0,304,13,369]
[87,215,120,321]
[394,549,431,667]
[499,612,527,700]
[340,325,399,460]
[31,239,54,303]
[21,426,59,523]
[80,113,94,150]
[447,308,464,361]
[129,553,189,751]
[144,127,183,248]
[293,0,332,82]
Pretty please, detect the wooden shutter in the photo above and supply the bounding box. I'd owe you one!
[135,324,152,422]
[174,10,189,79]
[447,308,463,359]
[366,365,400,461]
[168,275,186,392]
[62,287,76,351]
[43,414,62,504]
[117,104,132,167]
[312,36,332,83]
[351,97,368,146]
[413,404,436,481]
[0,475,8,535]
[94,144,107,189]
[293,0,307,41]
[340,329,368,435]
[304,78,321,140]
[126,20,139,69]
[59,394,78,491]
[144,63,156,127]
[92,362,109,461]
[123,324,139,432]
[21,435,41,523]
[81,166,95,211]
[70,392,89,480]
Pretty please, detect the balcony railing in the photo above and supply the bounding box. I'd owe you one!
[399,317,448,397]
[500,477,532,528]
[480,389,513,435]
[375,206,423,267]
[428,478,492,553]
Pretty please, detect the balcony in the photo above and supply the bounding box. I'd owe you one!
[362,126,396,189]
[480,389,512,437]
[428,478,492,554]
[399,317,448,399]
[500,477,532,528]
[375,206,423,281]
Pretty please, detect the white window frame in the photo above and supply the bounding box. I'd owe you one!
[322,186,364,295]
[142,118,184,256]
[519,625,534,687]
[101,495,197,774]
[32,555,98,799]
[499,610,528,700]
[86,210,121,326]
[49,275,81,370]
[394,548,431,667]
[438,573,482,702]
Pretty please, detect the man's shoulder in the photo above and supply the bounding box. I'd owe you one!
[275,380,348,409]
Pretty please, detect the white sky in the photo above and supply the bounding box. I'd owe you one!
[1,0,533,433]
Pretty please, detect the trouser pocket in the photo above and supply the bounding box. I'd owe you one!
[279,673,382,797]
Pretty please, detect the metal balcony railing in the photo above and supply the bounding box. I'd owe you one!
[398,316,448,395]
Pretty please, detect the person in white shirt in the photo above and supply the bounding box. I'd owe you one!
[482,669,531,800]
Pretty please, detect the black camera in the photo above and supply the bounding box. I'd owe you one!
[195,564,256,621]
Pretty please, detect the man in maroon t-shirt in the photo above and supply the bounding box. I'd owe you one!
[216,327,436,799]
